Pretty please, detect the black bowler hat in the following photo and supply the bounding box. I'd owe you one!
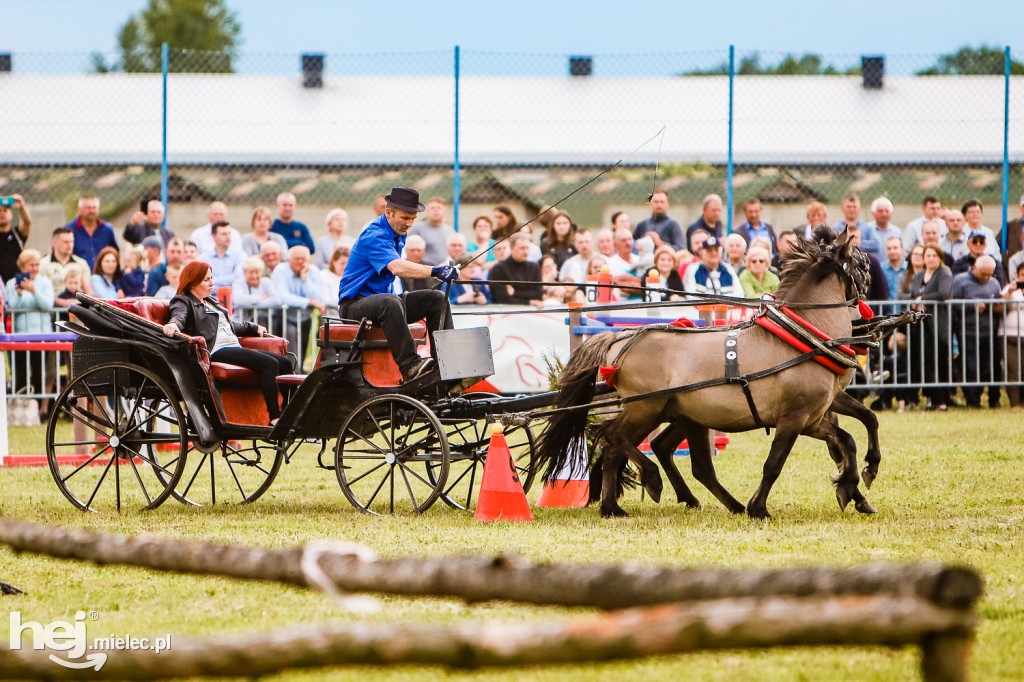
[385,187,425,213]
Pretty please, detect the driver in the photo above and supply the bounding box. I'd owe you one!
[338,187,459,383]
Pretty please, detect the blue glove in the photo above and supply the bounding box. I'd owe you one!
[431,264,459,282]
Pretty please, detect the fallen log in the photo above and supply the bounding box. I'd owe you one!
[0,517,983,611]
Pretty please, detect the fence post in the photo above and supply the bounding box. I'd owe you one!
[161,43,169,222]
[726,44,735,237]
[1001,45,1010,254]
[453,45,461,232]
[568,302,583,353]
[0,352,7,466]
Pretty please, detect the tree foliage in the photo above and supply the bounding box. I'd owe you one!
[683,53,859,77]
[92,0,241,73]
[916,45,1024,76]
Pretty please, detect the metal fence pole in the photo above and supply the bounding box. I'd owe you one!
[161,43,169,221]
[726,44,735,237]
[1001,45,1011,254]
[453,45,461,232]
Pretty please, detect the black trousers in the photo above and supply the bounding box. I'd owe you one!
[211,346,295,420]
[962,333,1001,407]
[339,290,453,372]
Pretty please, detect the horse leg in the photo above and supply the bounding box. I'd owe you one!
[597,443,630,518]
[804,417,876,515]
[603,410,665,509]
[649,423,700,507]
[588,452,603,505]
[831,391,882,489]
[683,423,745,514]
[746,423,801,519]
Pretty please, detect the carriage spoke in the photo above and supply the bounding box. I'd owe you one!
[61,446,112,483]
[364,467,392,508]
[398,464,419,510]
[83,455,117,511]
[397,462,434,488]
[125,454,153,506]
[343,461,387,486]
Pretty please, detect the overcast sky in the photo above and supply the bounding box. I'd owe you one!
[3,0,1020,71]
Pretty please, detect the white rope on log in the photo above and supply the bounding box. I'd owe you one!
[299,540,380,613]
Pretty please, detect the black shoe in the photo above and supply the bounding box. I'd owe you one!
[402,358,435,383]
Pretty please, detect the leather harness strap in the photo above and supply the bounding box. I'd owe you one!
[724,330,769,435]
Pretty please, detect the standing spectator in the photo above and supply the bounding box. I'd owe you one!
[207,221,244,287]
[5,249,55,406]
[866,197,902,263]
[466,215,496,266]
[372,194,387,217]
[540,210,577,268]
[797,201,829,240]
[409,197,454,266]
[903,196,947,252]
[910,245,953,411]
[40,227,92,295]
[146,238,184,296]
[898,244,926,299]
[559,229,594,283]
[1002,194,1024,275]
[272,245,326,369]
[961,199,1000,259]
[739,247,780,298]
[651,245,684,297]
[243,206,288,257]
[91,246,123,299]
[952,256,1003,408]
[724,233,748,274]
[116,247,146,297]
[844,224,890,303]
[488,234,543,306]
[66,195,117,269]
[491,239,511,264]
[315,209,349,270]
[141,235,163,272]
[0,193,32,282]
[774,230,801,269]
[606,227,642,295]
[446,233,467,265]
[999,261,1024,406]
[492,205,518,240]
[123,199,173,247]
[953,232,1005,283]
[683,236,743,298]
[940,210,970,262]
[595,228,616,258]
[191,202,243,260]
[183,241,200,264]
[449,261,489,306]
[834,193,882,260]
[633,190,684,250]
[260,240,284,278]
[318,245,350,316]
[400,235,436,293]
[686,194,724,245]
[271,192,314,252]
[880,237,907,314]
[733,198,778,256]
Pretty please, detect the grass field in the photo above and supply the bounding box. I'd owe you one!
[1,408,1022,680]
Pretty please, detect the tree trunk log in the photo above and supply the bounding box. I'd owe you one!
[0,595,975,680]
[0,517,982,610]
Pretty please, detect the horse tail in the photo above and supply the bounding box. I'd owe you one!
[536,331,620,482]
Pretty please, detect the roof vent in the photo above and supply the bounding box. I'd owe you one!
[569,56,592,77]
[862,55,884,90]
[302,54,324,89]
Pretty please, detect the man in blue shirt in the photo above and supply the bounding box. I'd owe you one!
[339,188,459,382]
[685,194,724,246]
[271,192,315,252]
[66,195,118,269]
[834,193,882,261]
[732,198,778,257]
[633,190,685,250]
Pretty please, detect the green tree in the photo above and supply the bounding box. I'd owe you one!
[916,45,1024,75]
[92,0,241,74]
[683,52,858,76]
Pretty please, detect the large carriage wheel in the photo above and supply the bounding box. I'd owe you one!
[335,394,450,515]
[429,422,537,511]
[46,363,187,512]
[159,440,285,507]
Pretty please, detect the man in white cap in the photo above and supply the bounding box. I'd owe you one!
[338,187,459,382]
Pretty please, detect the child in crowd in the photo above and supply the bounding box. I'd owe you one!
[117,247,146,297]
[55,266,83,308]
[154,263,182,299]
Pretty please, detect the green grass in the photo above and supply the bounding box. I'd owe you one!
[1,409,1022,681]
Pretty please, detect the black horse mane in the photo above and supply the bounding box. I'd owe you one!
[773,225,870,301]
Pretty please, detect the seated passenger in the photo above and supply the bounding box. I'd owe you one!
[163,261,294,425]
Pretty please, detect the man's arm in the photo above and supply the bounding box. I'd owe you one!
[387,259,435,279]
[12,195,31,238]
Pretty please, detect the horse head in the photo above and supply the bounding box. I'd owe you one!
[776,225,871,303]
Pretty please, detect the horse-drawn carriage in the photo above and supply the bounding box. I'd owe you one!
[47,293,550,514]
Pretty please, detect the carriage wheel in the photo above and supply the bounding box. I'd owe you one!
[429,422,537,511]
[335,394,449,515]
[46,363,187,512]
[159,440,285,507]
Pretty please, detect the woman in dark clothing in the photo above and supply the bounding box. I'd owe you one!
[539,210,577,268]
[162,261,293,424]
[910,244,954,411]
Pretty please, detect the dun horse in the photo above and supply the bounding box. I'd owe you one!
[538,227,876,518]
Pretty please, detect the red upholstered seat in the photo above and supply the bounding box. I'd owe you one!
[131,298,171,325]
[318,321,427,386]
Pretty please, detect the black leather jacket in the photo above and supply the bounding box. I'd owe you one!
[167,293,258,350]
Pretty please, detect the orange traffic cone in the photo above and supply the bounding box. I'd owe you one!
[474,426,533,522]
[537,436,589,508]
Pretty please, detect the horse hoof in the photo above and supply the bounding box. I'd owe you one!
[601,506,630,518]
[746,506,771,520]
[728,502,746,515]
[861,467,876,490]
[679,497,701,509]
[836,488,853,512]
[855,498,877,514]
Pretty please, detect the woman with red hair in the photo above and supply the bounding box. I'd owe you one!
[162,261,293,425]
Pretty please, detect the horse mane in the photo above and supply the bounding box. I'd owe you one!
[774,225,870,300]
